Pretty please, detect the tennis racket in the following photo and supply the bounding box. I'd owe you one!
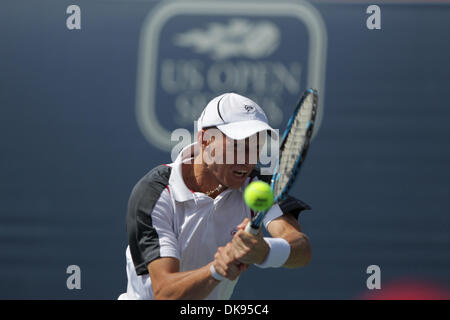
[245,88,319,235]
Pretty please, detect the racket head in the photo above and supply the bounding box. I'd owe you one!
[272,88,318,202]
[250,89,318,229]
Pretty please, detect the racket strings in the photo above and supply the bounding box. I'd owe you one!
[272,94,316,197]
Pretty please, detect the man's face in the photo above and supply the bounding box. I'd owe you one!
[200,128,266,189]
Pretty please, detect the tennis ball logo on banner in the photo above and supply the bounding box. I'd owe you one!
[136,0,327,152]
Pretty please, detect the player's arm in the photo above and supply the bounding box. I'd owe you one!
[265,213,311,268]
[232,196,311,268]
[232,215,311,268]
[149,243,248,300]
[148,258,217,300]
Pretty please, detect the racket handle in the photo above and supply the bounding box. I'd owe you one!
[245,221,260,235]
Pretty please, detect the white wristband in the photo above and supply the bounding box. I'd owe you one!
[210,264,226,281]
[255,237,291,268]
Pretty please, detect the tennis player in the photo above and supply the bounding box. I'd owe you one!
[119,93,312,300]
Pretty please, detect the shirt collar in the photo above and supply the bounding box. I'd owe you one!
[168,143,198,202]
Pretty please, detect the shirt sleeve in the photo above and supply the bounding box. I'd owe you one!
[126,165,179,276]
[262,203,284,229]
[277,195,311,220]
[148,190,180,260]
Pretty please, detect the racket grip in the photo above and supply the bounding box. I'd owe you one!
[245,221,260,235]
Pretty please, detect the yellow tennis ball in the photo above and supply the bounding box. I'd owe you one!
[244,181,274,212]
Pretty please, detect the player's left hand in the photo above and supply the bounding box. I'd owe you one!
[231,218,270,265]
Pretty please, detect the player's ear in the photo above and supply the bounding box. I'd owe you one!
[198,129,212,150]
[200,129,217,149]
[197,130,206,149]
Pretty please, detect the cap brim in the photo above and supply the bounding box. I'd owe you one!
[217,120,278,140]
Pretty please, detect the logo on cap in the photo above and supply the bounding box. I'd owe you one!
[244,105,255,113]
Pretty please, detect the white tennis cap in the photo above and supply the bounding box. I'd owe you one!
[197,93,277,140]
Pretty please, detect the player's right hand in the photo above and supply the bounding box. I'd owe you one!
[213,243,249,281]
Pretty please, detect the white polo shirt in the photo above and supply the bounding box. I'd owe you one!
[119,143,284,300]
